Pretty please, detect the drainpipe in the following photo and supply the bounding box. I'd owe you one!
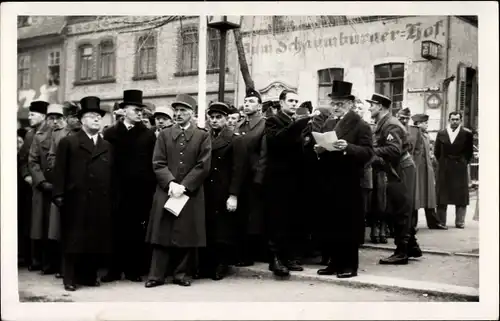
[441,16,452,129]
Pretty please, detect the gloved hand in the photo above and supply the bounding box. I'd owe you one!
[53,197,64,208]
[226,195,238,212]
[39,181,53,192]
[168,182,186,198]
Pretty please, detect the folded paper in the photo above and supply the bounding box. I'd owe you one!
[164,194,190,217]
[312,131,339,151]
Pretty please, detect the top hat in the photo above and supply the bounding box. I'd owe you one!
[29,101,49,115]
[245,88,262,102]
[299,101,313,113]
[411,113,429,123]
[119,90,145,109]
[366,93,392,108]
[171,94,197,110]
[47,104,64,117]
[207,102,231,116]
[78,96,106,119]
[398,107,411,117]
[154,106,174,119]
[328,81,355,100]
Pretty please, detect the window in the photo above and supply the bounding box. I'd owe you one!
[177,26,225,75]
[48,51,60,86]
[317,68,344,108]
[374,63,405,112]
[99,40,115,79]
[18,16,32,27]
[78,45,94,81]
[457,65,478,130]
[18,54,31,89]
[136,34,156,78]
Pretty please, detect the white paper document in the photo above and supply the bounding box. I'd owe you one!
[312,131,338,151]
[164,194,190,217]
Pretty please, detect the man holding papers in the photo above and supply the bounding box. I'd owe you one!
[313,81,373,279]
[145,94,211,288]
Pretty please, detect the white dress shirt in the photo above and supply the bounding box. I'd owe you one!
[123,119,135,130]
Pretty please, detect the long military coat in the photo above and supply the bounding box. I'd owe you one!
[434,127,473,206]
[52,130,114,254]
[204,126,246,244]
[145,124,212,248]
[409,126,437,209]
[234,115,267,235]
[314,111,374,245]
[28,123,53,240]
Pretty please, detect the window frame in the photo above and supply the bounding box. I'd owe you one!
[133,32,158,81]
[74,38,117,86]
[317,67,344,108]
[18,54,31,89]
[98,39,116,80]
[374,63,405,112]
[48,50,61,86]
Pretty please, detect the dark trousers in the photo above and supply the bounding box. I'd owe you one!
[236,234,262,263]
[386,181,412,250]
[107,219,146,278]
[327,241,359,272]
[412,208,442,228]
[31,239,60,271]
[437,205,467,227]
[198,242,232,276]
[63,253,100,286]
[147,246,196,282]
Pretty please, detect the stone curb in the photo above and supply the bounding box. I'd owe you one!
[360,244,479,258]
[233,264,479,301]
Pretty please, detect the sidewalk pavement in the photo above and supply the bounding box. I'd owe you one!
[363,197,479,256]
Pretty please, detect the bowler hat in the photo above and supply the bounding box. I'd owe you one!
[245,88,262,102]
[328,81,355,100]
[299,101,313,113]
[411,113,429,123]
[119,90,145,109]
[78,96,106,119]
[47,104,64,117]
[29,101,49,115]
[207,102,231,116]
[399,107,411,117]
[154,106,174,119]
[366,93,392,108]
[171,93,197,110]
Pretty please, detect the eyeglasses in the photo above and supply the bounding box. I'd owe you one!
[83,114,102,120]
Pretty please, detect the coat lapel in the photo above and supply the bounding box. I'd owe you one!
[211,126,233,150]
[92,135,109,159]
[374,113,390,135]
[172,124,194,141]
[334,111,359,139]
[78,130,95,154]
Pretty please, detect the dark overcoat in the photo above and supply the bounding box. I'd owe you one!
[264,111,311,239]
[409,127,437,209]
[234,115,267,235]
[28,123,53,240]
[434,127,473,206]
[103,121,157,243]
[204,126,247,244]
[145,123,212,248]
[52,130,114,254]
[314,111,373,245]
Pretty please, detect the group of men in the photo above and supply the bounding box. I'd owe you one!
[17,79,474,292]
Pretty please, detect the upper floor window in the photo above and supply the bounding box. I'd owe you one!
[48,51,60,86]
[99,40,115,79]
[317,68,344,108]
[78,45,94,81]
[18,16,32,28]
[18,54,31,89]
[136,34,157,78]
[374,63,404,112]
[75,39,116,84]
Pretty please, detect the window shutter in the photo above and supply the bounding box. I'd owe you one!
[457,64,467,112]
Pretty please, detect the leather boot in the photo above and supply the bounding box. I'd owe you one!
[286,260,303,272]
[370,225,379,244]
[379,243,409,265]
[268,255,289,277]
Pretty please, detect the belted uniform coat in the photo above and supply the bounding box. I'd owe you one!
[145,124,212,248]
[52,130,114,254]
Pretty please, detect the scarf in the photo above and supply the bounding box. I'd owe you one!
[446,125,461,144]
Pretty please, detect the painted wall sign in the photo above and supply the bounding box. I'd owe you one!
[244,20,444,55]
[426,93,442,109]
[18,84,59,109]
[407,86,440,93]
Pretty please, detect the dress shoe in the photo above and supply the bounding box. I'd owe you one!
[40,267,57,275]
[235,261,254,267]
[64,284,77,292]
[337,270,358,278]
[173,278,191,287]
[101,273,121,283]
[319,257,329,265]
[378,236,388,244]
[145,280,165,288]
[379,253,409,265]
[125,275,143,282]
[429,224,448,230]
[455,224,465,229]
[317,266,337,275]
[269,256,290,277]
[286,261,304,272]
[212,264,229,281]
[28,264,42,272]
[55,273,63,279]
[408,245,423,258]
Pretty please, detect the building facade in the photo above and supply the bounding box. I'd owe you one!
[235,16,478,134]
[63,16,238,126]
[17,16,66,124]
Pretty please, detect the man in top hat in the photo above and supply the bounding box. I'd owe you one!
[52,96,114,291]
[197,101,247,280]
[102,90,157,283]
[233,88,268,267]
[410,114,446,230]
[434,112,474,229]
[367,93,422,265]
[311,81,373,278]
[153,106,174,137]
[144,93,211,288]
[227,105,242,131]
[263,89,314,277]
